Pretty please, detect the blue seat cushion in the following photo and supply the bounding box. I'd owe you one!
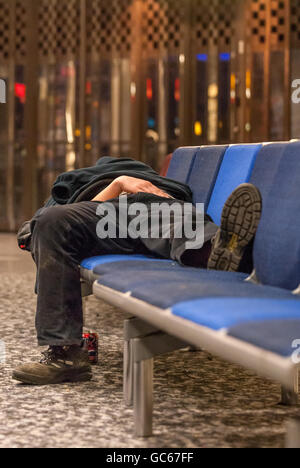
[250,142,300,290]
[166,147,199,183]
[187,145,227,209]
[207,144,262,225]
[80,254,166,271]
[97,269,299,309]
[93,259,177,276]
[172,298,300,332]
[228,319,300,357]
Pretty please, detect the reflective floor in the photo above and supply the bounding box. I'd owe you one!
[0,234,299,448]
[0,234,35,274]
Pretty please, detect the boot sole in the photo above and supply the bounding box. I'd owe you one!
[208,184,262,273]
[12,367,92,386]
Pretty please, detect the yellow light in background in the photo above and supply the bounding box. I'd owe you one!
[66,150,76,171]
[230,73,236,90]
[85,126,91,140]
[230,74,236,101]
[246,69,251,99]
[194,121,202,136]
[130,82,137,99]
[207,84,218,143]
[246,70,251,89]
[75,129,81,137]
[208,83,218,99]
[85,143,92,151]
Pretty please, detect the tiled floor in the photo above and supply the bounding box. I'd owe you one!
[0,234,299,448]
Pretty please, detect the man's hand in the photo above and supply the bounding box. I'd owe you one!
[92,176,172,202]
[116,176,172,198]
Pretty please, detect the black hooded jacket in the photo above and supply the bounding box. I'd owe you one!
[45,156,193,206]
[17,156,193,251]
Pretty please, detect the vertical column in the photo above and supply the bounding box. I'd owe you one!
[157,57,167,166]
[130,0,144,160]
[6,0,16,230]
[264,0,271,140]
[111,58,121,157]
[23,0,39,220]
[244,0,253,143]
[249,0,270,142]
[179,0,193,147]
[207,48,219,145]
[79,0,87,168]
[231,0,248,143]
[283,0,291,141]
[120,58,132,156]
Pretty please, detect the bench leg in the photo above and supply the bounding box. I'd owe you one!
[281,372,299,406]
[123,318,159,408]
[134,357,154,437]
[124,339,134,407]
[131,332,188,437]
[81,280,93,298]
[286,418,300,448]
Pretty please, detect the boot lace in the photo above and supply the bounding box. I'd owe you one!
[40,346,66,365]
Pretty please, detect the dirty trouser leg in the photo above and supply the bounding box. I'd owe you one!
[31,201,146,347]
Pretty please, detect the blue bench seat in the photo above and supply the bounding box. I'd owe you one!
[172,298,300,335]
[90,141,300,438]
[96,263,300,361]
[97,266,295,307]
[93,276,299,390]
[80,143,259,281]
[228,319,300,358]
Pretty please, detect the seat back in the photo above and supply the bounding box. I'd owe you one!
[250,142,300,290]
[207,144,262,225]
[166,147,199,183]
[187,145,228,210]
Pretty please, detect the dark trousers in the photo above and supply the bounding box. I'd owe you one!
[31,196,218,346]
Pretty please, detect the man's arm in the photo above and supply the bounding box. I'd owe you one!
[92,176,172,202]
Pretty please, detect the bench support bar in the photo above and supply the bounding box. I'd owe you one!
[286,418,300,448]
[131,330,189,437]
[123,317,159,407]
[281,372,299,406]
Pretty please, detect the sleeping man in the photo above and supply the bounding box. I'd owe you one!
[13,157,262,385]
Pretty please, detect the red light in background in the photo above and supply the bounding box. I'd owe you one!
[86,80,92,95]
[146,79,153,100]
[15,83,26,104]
[174,78,180,102]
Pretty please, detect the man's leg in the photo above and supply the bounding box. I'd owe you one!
[33,201,140,346]
[13,201,147,385]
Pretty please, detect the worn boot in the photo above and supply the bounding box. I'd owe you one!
[208,183,262,273]
[12,345,92,385]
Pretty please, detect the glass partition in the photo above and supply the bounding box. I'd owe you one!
[250,52,266,142]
